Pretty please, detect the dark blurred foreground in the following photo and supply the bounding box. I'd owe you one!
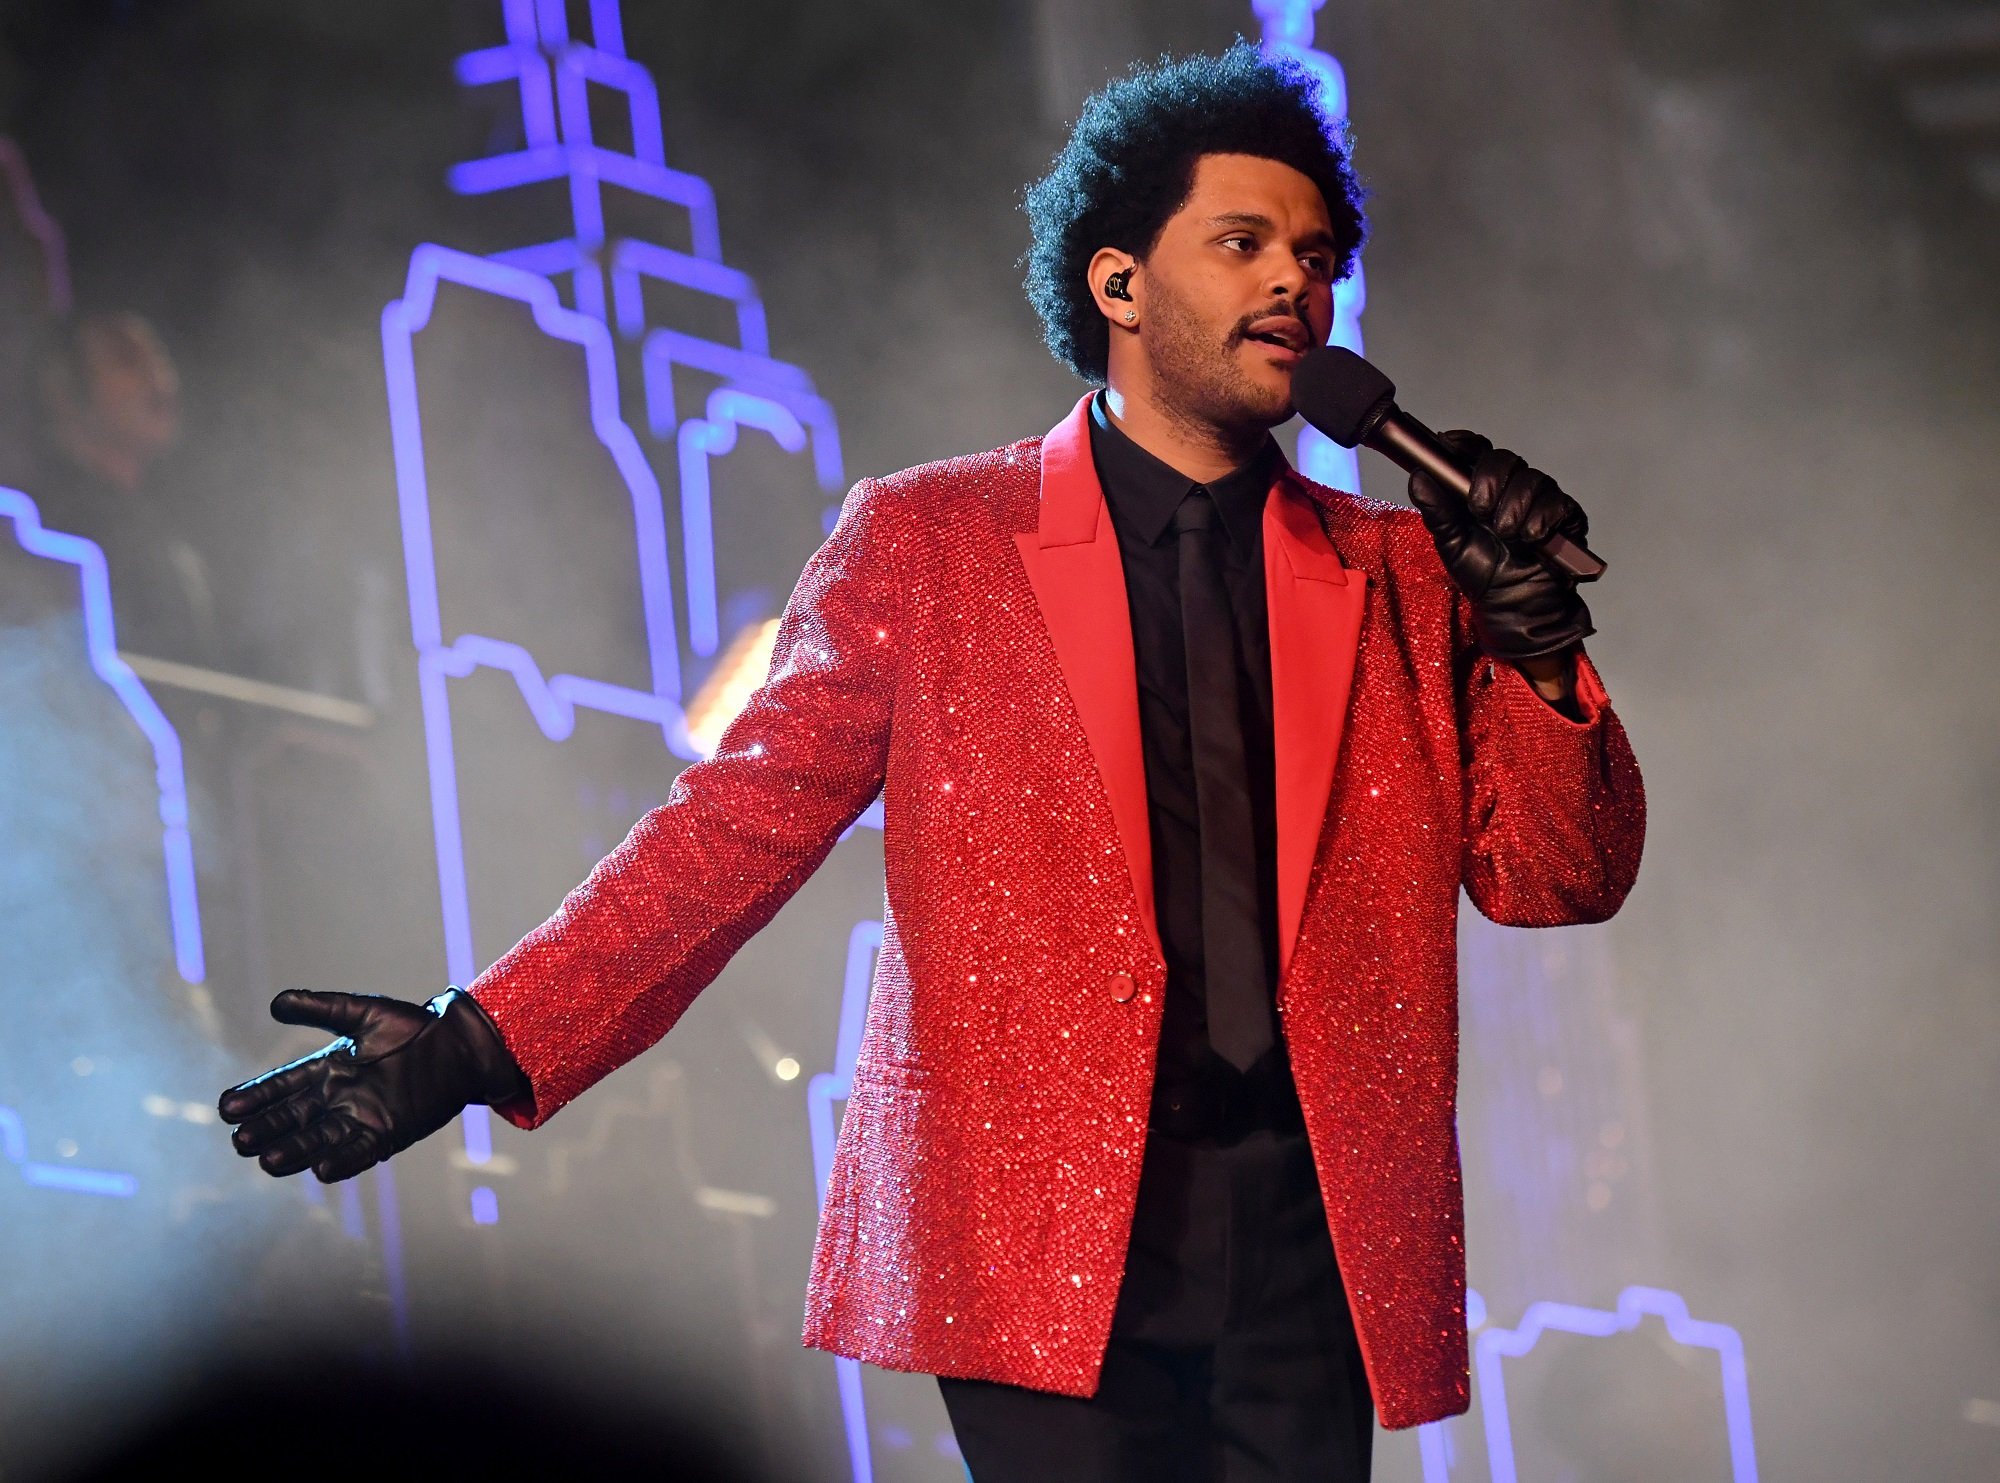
[42,1344,790,1483]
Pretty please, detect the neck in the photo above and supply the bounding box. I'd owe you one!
[1099,381,1267,484]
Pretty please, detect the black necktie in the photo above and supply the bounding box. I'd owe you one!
[1171,490,1275,1072]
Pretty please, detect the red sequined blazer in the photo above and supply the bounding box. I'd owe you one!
[470,393,1645,1429]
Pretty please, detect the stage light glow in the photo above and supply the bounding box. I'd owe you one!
[686,618,782,755]
[678,392,810,654]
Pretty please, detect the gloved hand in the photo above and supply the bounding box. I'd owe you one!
[1407,430,1596,661]
[218,988,530,1183]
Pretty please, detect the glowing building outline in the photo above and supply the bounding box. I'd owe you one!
[1,488,204,985]
[382,243,701,977]
[1476,1285,1759,1482]
[0,485,208,1203]
[386,2,883,1468]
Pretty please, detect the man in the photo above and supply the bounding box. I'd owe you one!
[221,45,1643,1482]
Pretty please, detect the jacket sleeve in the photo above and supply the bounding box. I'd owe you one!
[469,477,902,1127]
[1454,590,1646,927]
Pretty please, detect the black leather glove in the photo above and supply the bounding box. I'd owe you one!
[1407,430,1596,662]
[218,988,530,1183]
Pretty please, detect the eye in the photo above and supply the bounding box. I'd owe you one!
[1300,252,1333,279]
[1220,234,1257,252]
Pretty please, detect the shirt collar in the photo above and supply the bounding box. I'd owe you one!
[1088,391,1285,551]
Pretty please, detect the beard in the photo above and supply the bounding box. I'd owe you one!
[1140,276,1299,441]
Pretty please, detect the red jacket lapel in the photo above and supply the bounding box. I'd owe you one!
[1015,395,1160,961]
[1017,398,1368,980]
[1263,471,1366,982]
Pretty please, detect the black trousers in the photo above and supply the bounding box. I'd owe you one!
[938,1127,1374,1483]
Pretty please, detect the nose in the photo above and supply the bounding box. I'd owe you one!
[1264,252,1310,302]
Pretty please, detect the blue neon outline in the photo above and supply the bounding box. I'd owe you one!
[0,487,206,984]
[587,0,626,57]
[392,3,862,1267]
[382,244,684,704]
[455,45,558,147]
[807,920,881,1210]
[1411,1287,1483,1481]
[677,388,809,655]
[806,920,884,1483]
[337,1176,367,1240]
[609,238,768,350]
[1254,1,1364,494]
[556,46,667,168]
[1417,1419,1453,1481]
[0,1104,138,1198]
[640,329,844,491]
[374,1163,410,1354]
[383,246,700,1004]
[1475,1286,1759,1482]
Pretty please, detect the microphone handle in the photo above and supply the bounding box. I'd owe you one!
[1367,410,1607,582]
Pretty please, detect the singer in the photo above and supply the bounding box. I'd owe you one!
[219,43,1643,1482]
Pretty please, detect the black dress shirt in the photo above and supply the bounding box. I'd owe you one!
[1087,394,1304,1141]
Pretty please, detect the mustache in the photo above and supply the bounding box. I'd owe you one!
[1227,303,1313,345]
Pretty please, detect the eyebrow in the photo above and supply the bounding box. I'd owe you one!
[1205,212,1339,252]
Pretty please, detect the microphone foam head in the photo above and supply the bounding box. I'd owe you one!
[1290,346,1396,448]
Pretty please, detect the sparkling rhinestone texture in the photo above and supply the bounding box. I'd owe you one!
[469,394,1645,1430]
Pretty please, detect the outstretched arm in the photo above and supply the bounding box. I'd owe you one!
[219,478,903,1176]
[469,477,903,1125]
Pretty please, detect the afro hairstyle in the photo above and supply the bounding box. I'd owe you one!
[1022,42,1367,383]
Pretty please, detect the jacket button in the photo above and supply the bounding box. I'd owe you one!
[1109,973,1137,1003]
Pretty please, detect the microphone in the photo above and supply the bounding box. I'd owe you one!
[1290,346,1606,582]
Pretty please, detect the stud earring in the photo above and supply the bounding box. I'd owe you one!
[1123,309,1137,322]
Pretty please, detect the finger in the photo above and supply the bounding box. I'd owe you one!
[269,989,379,1036]
[1405,467,1476,537]
[1465,448,1524,523]
[1520,498,1583,553]
[257,1113,359,1179]
[1521,483,1587,549]
[229,1090,327,1157]
[218,1057,325,1123]
[1436,428,1492,462]
[313,1135,384,1185]
[1489,460,1544,543]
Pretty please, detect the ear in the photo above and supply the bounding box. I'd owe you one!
[1088,247,1141,329]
